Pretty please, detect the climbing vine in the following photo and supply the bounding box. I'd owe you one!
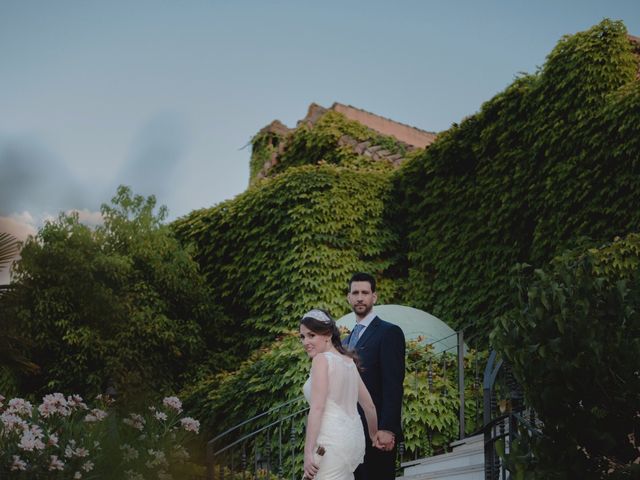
[173,164,402,347]
[393,19,640,341]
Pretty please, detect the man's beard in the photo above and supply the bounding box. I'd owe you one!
[353,304,372,317]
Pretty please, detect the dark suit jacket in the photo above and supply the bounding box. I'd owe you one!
[345,316,405,438]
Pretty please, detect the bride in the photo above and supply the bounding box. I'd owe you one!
[300,309,378,480]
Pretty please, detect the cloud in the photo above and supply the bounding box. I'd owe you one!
[0,212,38,242]
[0,137,94,217]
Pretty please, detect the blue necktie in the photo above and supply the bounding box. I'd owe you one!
[348,323,364,350]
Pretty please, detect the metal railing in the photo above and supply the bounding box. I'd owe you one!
[399,330,484,464]
[482,351,539,480]
[206,397,309,480]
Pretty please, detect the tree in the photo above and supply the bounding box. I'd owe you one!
[0,232,39,395]
[0,186,237,404]
[491,233,640,478]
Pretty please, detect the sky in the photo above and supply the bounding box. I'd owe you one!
[1,0,639,281]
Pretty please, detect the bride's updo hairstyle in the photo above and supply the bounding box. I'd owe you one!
[300,309,358,363]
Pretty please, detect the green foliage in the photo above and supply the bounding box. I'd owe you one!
[183,334,485,474]
[250,130,281,184]
[402,342,485,457]
[393,19,640,341]
[0,186,236,405]
[253,111,406,180]
[172,164,401,346]
[491,233,640,478]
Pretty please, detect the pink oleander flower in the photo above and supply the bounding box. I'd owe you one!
[39,392,70,418]
[18,425,46,451]
[162,396,183,413]
[179,417,200,434]
[48,433,60,446]
[48,454,65,471]
[67,394,88,411]
[84,408,108,422]
[11,455,27,471]
[8,398,33,416]
[65,440,90,458]
[123,413,145,431]
[1,411,28,433]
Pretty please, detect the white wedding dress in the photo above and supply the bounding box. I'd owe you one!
[303,351,365,480]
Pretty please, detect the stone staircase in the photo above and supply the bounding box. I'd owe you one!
[398,434,484,480]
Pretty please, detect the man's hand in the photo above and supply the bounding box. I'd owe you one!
[373,430,395,451]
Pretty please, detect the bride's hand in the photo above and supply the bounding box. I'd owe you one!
[303,452,319,480]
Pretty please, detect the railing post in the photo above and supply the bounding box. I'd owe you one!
[457,329,465,440]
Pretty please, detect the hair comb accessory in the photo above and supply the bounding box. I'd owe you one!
[303,309,331,324]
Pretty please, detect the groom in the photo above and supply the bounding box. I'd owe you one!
[345,272,405,480]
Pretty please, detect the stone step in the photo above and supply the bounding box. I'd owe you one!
[398,463,484,480]
[400,434,484,480]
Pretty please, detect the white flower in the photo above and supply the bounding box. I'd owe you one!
[67,394,88,411]
[84,408,108,422]
[180,416,200,433]
[125,470,145,480]
[154,411,168,421]
[75,447,90,458]
[48,433,59,446]
[18,425,46,451]
[65,440,77,458]
[65,441,90,458]
[10,455,27,471]
[82,460,94,472]
[1,411,28,433]
[38,392,70,417]
[74,471,82,479]
[123,413,145,431]
[145,449,168,468]
[162,396,183,413]
[171,444,190,461]
[8,398,33,416]
[48,454,65,471]
[121,444,139,461]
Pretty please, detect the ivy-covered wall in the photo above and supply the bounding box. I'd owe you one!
[175,18,639,349]
[250,110,409,184]
[173,164,402,345]
[393,19,640,340]
[174,19,640,457]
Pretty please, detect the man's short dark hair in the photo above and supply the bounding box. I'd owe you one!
[349,272,376,292]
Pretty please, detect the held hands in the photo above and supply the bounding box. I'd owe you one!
[303,446,325,480]
[372,430,395,452]
[303,451,319,480]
